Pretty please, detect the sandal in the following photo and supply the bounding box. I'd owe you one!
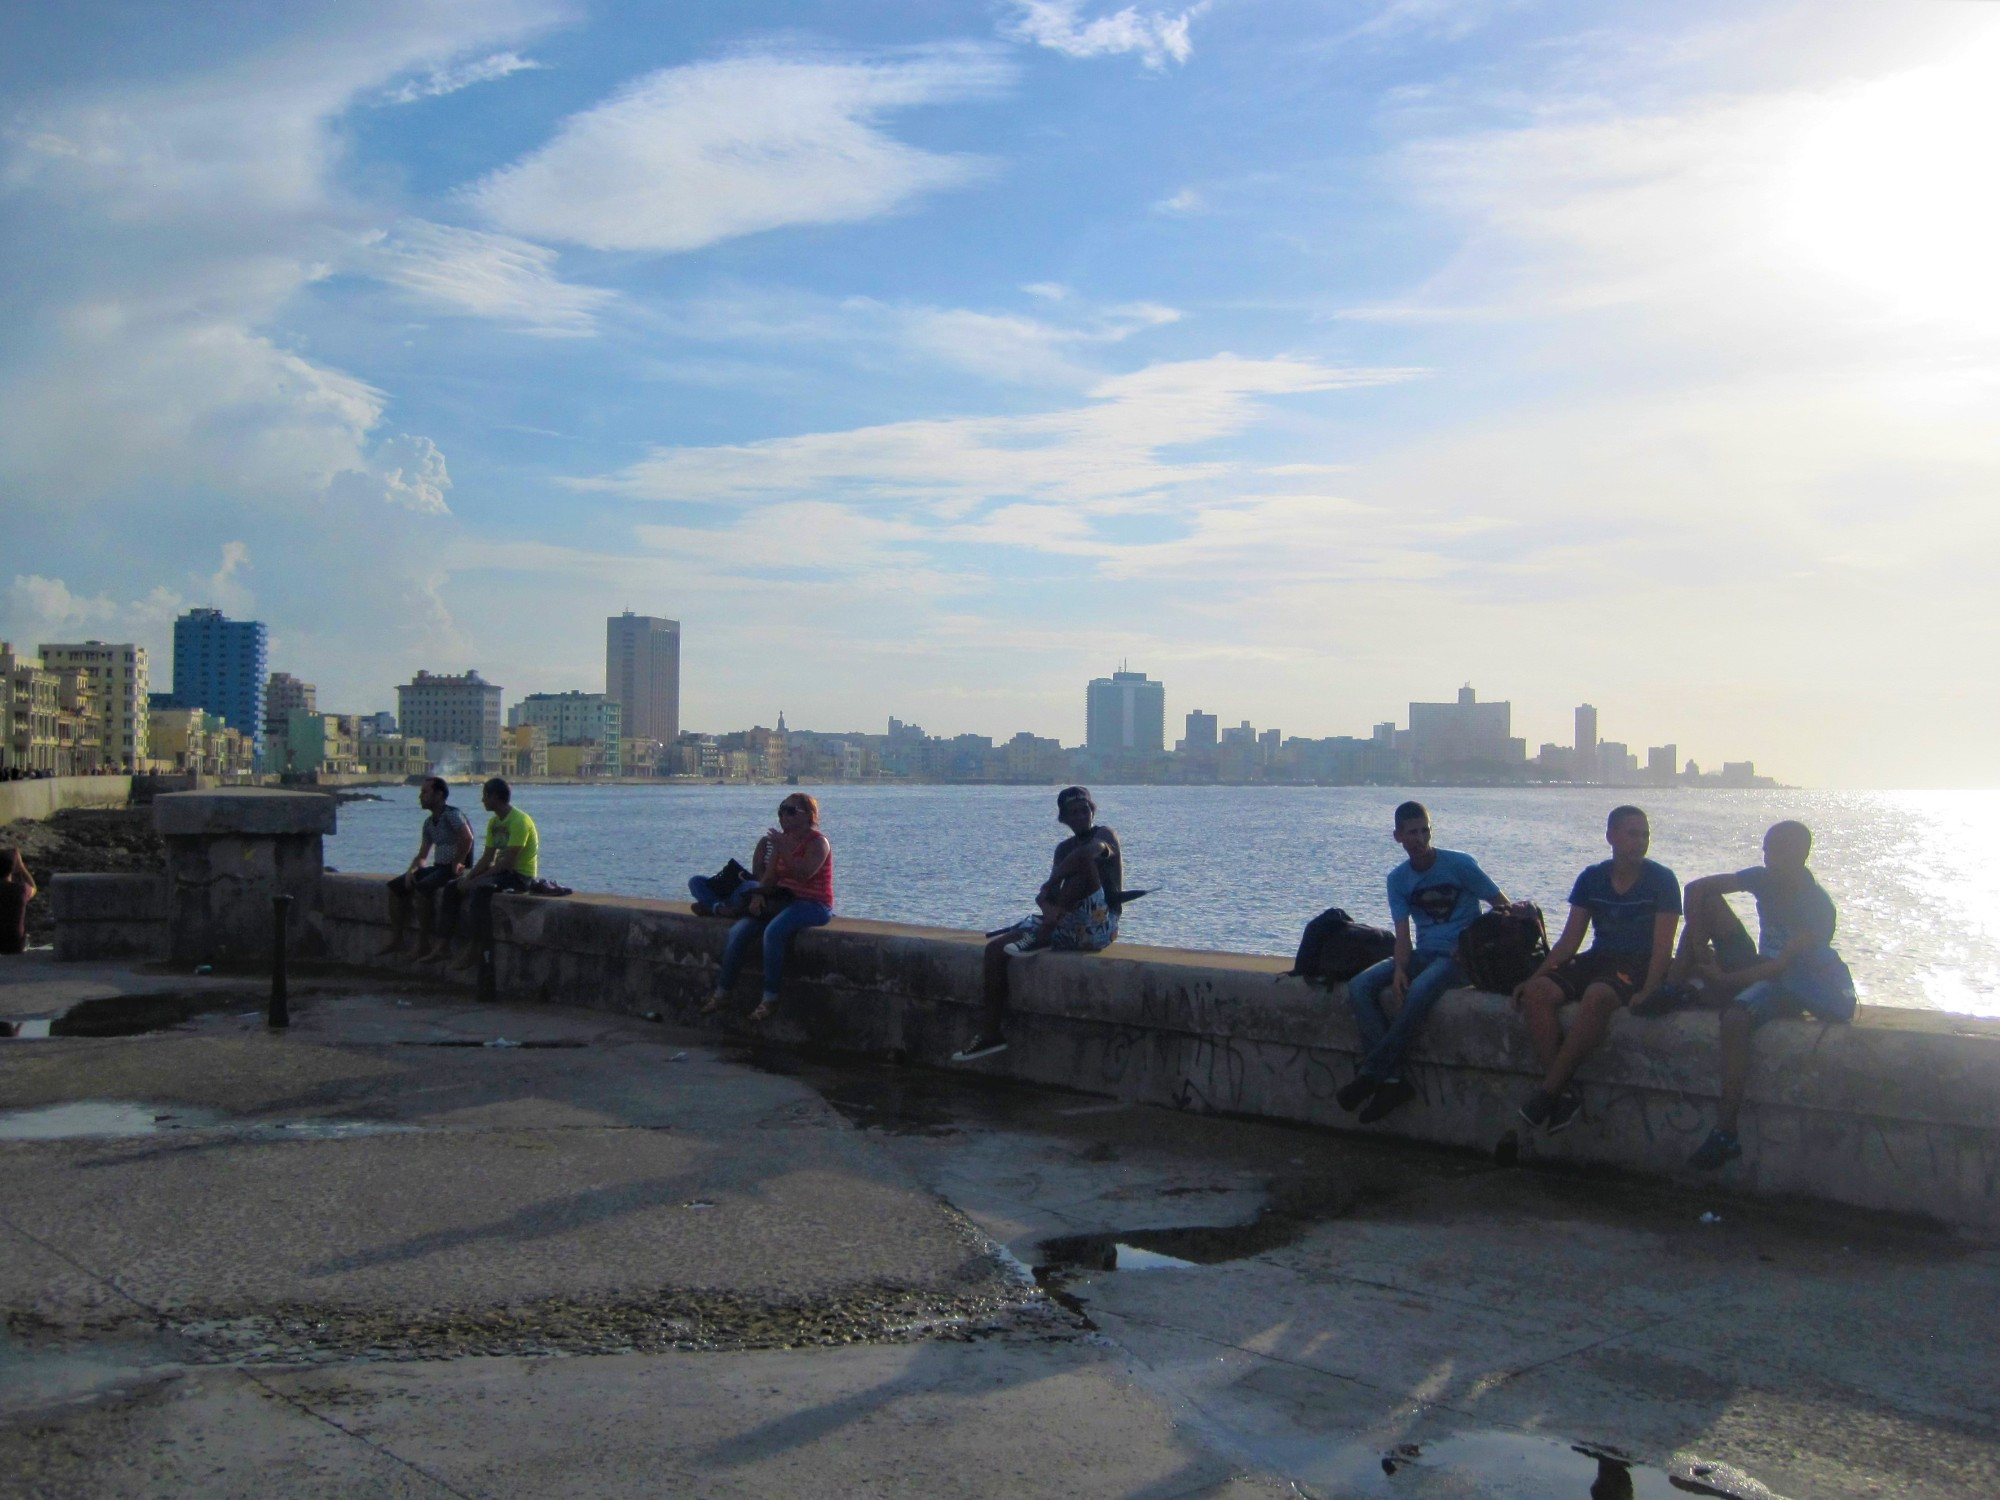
[747,1000,775,1024]
[699,992,728,1016]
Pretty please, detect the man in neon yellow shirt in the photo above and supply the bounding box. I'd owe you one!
[427,776,539,972]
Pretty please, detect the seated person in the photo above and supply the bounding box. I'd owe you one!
[700,795,834,1025]
[379,777,473,955]
[1511,806,1681,1134]
[954,786,1121,1062]
[1668,820,1856,1170]
[426,777,538,971]
[0,846,35,956]
[1339,801,1516,1124]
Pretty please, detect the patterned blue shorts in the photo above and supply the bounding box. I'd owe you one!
[1014,889,1119,952]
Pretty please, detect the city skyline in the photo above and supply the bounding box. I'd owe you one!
[5,4,1997,787]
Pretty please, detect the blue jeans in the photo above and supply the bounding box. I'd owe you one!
[1345,949,1465,1082]
[688,873,747,914]
[715,898,833,999]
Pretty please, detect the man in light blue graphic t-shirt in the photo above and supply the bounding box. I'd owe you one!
[1339,801,1516,1124]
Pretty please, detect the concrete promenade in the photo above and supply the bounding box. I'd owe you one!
[4,952,1999,1497]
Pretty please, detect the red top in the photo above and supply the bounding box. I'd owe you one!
[771,832,834,909]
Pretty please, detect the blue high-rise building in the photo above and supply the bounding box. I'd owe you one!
[172,608,269,760]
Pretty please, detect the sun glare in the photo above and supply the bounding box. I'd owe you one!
[1780,30,2000,332]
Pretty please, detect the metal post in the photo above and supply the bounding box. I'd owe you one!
[269,893,292,1029]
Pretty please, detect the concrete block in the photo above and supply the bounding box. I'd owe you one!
[49,872,168,921]
[154,788,338,837]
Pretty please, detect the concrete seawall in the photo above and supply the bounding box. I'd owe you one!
[0,774,131,824]
[311,872,2000,1237]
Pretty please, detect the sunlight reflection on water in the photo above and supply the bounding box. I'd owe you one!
[326,784,2000,1017]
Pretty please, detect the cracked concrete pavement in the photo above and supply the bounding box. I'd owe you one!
[2,952,1996,1498]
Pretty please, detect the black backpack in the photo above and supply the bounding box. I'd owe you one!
[1288,907,1397,985]
[1454,903,1549,993]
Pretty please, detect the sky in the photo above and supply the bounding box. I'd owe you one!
[3,0,1997,787]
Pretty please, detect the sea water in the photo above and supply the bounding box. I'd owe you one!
[324,783,2000,1017]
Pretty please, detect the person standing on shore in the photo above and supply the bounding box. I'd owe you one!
[1661,820,1856,1170]
[426,777,538,973]
[700,794,834,1024]
[1510,805,1681,1134]
[1337,802,1517,1123]
[954,786,1123,1063]
[380,778,473,957]
[0,846,35,956]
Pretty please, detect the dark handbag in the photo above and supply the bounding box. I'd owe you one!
[1454,902,1549,993]
[708,858,751,901]
[1289,907,1396,984]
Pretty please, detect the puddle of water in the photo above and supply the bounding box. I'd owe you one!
[1036,1213,1309,1276]
[0,1100,415,1143]
[0,1102,225,1139]
[1374,1432,1785,1499]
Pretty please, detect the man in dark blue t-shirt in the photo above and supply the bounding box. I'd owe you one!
[1511,805,1681,1134]
[1338,801,1517,1123]
[1664,820,1856,1170]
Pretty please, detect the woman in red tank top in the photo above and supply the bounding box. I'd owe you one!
[702,794,834,1025]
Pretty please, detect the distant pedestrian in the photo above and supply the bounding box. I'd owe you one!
[1511,806,1681,1134]
[0,846,35,956]
[1338,802,1518,1123]
[954,786,1124,1062]
[1663,821,1856,1170]
[427,777,538,974]
[380,778,474,957]
[700,794,834,1024]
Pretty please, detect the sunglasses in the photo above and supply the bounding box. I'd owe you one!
[778,803,805,816]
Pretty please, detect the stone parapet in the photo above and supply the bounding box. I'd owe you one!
[0,775,131,825]
[155,789,333,966]
[48,872,170,961]
[317,872,2000,1237]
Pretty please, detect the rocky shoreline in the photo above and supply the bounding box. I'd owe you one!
[1,806,163,946]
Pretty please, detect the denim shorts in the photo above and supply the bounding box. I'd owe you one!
[1734,963,1858,1029]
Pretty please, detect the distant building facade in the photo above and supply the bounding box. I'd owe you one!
[1407,686,1526,778]
[515,691,622,776]
[39,641,149,769]
[172,608,268,759]
[396,670,503,774]
[1086,669,1165,757]
[264,672,316,743]
[605,613,680,744]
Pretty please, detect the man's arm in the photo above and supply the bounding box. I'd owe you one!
[448,817,474,871]
[404,830,434,879]
[1630,910,1680,1005]
[1390,916,1413,998]
[1517,905,1590,997]
[1684,872,1748,905]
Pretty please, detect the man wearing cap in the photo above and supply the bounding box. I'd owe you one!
[954,786,1123,1062]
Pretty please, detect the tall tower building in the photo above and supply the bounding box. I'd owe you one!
[38,641,150,768]
[172,608,268,758]
[264,672,316,742]
[605,613,681,743]
[1574,703,1599,783]
[1086,668,1165,756]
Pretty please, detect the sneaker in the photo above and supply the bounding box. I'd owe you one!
[1688,1127,1742,1171]
[1335,1075,1378,1114]
[1358,1078,1416,1124]
[1545,1089,1583,1134]
[1002,935,1049,957]
[951,1031,1009,1062]
[1517,1090,1553,1131]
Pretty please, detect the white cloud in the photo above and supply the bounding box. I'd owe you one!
[469,47,1013,253]
[327,434,453,515]
[364,220,613,336]
[1005,2,1204,69]
[380,51,544,105]
[4,575,187,648]
[572,354,1420,510]
[1153,186,1204,214]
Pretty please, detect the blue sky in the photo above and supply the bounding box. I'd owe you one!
[4,0,1998,785]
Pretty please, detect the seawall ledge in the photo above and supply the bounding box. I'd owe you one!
[310,871,2000,1237]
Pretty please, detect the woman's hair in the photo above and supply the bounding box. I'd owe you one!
[782,792,820,826]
